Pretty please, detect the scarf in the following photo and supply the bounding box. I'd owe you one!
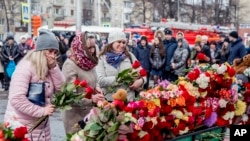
[68,33,98,71]
[106,52,126,69]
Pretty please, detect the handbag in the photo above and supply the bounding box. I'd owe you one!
[27,82,46,106]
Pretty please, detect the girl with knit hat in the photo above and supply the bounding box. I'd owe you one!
[96,30,146,102]
[4,29,65,141]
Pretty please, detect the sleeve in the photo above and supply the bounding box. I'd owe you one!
[175,49,188,69]
[1,46,9,61]
[133,47,139,59]
[9,62,45,118]
[96,57,116,87]
[239,45,246,58]
[130,53,147,84]
[49,65,65,91]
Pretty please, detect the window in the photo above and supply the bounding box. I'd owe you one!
[55,8,59,14]
[71,10,74,16]
[0,34,4,41]
[63,9,67,16]
[71,0,74,4]
[125,14,130,21]
[0,19,4,25]
[124,1,131,8]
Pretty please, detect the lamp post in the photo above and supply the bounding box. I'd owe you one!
[27,0,31,36]
[177,0,180,22]
[76,0,82,32]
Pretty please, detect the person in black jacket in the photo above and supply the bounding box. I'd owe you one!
[1,36,20,90]
[133,36,151,89]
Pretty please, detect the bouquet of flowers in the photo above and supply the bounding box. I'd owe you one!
[30,79,94,132]
[107,60,147,93]
[0,123,29,141]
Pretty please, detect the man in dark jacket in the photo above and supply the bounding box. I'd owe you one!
[133,36,151,89]
[227,31,246,65]
[162,29,177,82]
[1,36,20,90]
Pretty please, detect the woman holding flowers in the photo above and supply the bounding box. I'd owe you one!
[4,29,65,141]
[61,32,105,134]
[96,30,146,102]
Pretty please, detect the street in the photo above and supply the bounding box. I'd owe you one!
[0,91,66,141]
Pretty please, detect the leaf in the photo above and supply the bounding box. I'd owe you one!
[59,93,66,106]
[107,122,119,133]
[66,83,76,92]
[90,123,102,131]
[88,130,99,137]
[117,68,132,80]
[96,130,106,141]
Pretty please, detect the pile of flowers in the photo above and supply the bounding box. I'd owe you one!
[0,123,29,141]
[68,63,248,141]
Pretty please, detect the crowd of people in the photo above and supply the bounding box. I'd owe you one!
[1,28,248,140]
[130,29,247,87]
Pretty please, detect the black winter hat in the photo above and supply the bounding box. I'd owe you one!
[164,28,172,35]
[229,31,238,39]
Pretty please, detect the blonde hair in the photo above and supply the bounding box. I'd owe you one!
[23,50,48,80]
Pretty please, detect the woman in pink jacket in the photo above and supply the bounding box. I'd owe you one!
[4,29,65,141]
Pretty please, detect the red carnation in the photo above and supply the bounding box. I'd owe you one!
[128,130,139,140]
[142,121,153,131]
[73,79,81,86]
[132,60,141,69]
[187,69,200,81]
[14,126,28,139]
[85,86,94,99]
[216,117,229,127]
[79,80,88,87]
[139,68,147,77]
[22,139,29,141]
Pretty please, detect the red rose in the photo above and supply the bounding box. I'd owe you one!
[139,68,147,77]
[227,66,236,77]
[128,130,139,140]
[85,86,94,99]
[22,138,29,141]
[187,69,200,81]
[132,60,141,69]
[14,126,28,139]
[196,53,207,60]
[216,117,229,127]
[142,121,153,131]
[73,79,81,86]
[79,80,88,87]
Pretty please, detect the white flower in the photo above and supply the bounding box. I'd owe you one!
[217,64,227,74]
[219,99,228,108]
[223,111,235,120]
[195,73,210,89]
[242,114,249,122]
[212,64,219,70]
[179,127,189,135]
[243,67,250,77]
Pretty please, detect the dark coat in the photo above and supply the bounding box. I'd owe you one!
[1,42,20,66]
[227,38,246,65]
[163,38,177,71]
[133,44,151,72]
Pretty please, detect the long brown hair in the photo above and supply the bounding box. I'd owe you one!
[99,41,132,62]
[150,37,165,57]
[81,32,98,64]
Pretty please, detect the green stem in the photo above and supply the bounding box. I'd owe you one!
[28,115,48,132]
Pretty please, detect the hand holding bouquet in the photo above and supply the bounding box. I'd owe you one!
[29,79,95,132]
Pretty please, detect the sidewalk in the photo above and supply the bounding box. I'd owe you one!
[0,90,8,99]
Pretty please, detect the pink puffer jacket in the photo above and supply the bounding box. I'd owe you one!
[4,59,65,141]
